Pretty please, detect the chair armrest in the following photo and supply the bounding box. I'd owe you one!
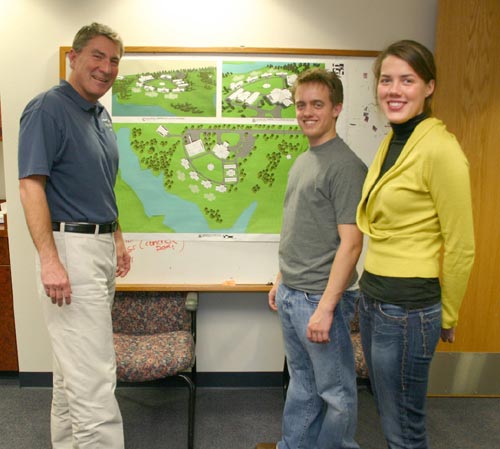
[186,292,199,311]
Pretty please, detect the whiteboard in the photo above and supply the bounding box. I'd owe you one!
[121,237,279,285]
[61,47,388,285]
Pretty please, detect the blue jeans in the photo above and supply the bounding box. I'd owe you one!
[276,283,360,449]
[359,293,441,449]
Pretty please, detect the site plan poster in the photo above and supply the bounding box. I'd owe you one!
[103,53,387,242]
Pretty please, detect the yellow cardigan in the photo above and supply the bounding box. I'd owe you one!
[356,117,475,328]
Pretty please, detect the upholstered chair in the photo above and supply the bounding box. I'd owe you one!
[112,290,198,449]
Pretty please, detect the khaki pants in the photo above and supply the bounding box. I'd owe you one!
[36,231,124,449]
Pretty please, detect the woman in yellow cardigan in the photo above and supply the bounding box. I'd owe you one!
[356,40,475,449]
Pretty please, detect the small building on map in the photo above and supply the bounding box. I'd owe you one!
[267,88,293,107]
[185,139,206,158]
[213,142,230,159]
[287,74,298,86]
[156,125,169,137]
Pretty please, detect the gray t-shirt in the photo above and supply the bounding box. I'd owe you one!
[279,136,367,294]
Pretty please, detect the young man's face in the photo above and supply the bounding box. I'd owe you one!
[68,35,121,103]
[294,82,342,147]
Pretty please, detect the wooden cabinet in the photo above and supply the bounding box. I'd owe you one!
[0,224,18,371]
[434,0,500,352]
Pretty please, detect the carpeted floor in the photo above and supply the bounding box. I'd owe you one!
[0,380,498,449]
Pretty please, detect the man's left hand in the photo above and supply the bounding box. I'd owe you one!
[307,306,334,343]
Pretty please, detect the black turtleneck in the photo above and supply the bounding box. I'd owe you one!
[379,112,427,178]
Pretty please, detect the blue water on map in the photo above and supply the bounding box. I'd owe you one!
[116,127,256,233]
[112,95,175,117]
[223,61,289,74]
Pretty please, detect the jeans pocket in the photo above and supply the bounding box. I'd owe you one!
[377,302,408,321]
[421,302,441,320]
[420,303,442,356]
[304,292,322,306]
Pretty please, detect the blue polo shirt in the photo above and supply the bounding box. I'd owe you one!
[18,80,119,224]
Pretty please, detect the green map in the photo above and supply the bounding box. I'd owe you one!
[109,56,385,237]
[222,61,322,119]
[115,122,308,234]
[112,63,217,117]
[111,59,322,235]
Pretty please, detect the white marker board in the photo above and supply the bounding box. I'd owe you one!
[60,47,388,285]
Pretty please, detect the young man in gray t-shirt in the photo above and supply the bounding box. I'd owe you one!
[262,68,366,449]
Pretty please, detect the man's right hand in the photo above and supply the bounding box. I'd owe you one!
[20,176,72,306]
[268,273,282,311]
[41,258,72,306]
[268,284,278,311]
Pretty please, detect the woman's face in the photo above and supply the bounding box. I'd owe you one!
[377,55,435,124]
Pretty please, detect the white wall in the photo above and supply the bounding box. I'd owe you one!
[0,0,437,374]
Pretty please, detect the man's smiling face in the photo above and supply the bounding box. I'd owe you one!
[294,81,341,147]
[68,35,121,103]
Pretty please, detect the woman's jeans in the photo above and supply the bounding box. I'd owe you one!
[276,283,360,449]
[359,293,441,449]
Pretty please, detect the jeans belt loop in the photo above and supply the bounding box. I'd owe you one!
[94,224,100,236]
[59,222,65,233]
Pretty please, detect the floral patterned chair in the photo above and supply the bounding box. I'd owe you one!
[349,307,370,384]
[112,290,198,449]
